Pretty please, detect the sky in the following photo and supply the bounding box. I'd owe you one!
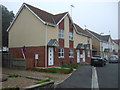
[0,0,119,39]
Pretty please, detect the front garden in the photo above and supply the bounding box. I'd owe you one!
[32,62,89,74]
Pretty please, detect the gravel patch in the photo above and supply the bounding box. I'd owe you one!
[1,68,70,88]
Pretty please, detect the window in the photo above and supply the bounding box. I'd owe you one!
[58,48,64,58]
[88,50,90,57]
[69,32,74,40]
[69,49,74,58]
[58,29,64,39]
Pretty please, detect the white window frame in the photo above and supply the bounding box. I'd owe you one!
[69,49,74,58]
[58,48,64,58]
[58,29,64,39]
[69,32,74,40]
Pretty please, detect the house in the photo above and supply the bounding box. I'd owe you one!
[86,29,113,58]
[85,29,101,56]
[7,3,92,68]
[112,39,119,55]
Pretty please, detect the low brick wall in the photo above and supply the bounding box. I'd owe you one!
[24,80,54,90]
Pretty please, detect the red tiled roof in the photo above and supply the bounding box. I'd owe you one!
[25,3,68,25]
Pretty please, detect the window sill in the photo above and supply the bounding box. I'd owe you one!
[58,57,64,58]
[69,56,74,58]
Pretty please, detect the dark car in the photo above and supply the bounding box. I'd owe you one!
[90,55,107,67]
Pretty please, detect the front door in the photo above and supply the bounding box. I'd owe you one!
[83,50,86,62]
[77,50,80,63]
[48,48,54,66]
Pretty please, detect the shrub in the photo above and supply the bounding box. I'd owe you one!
[8,74,21,78]
[35,78,50,84]
[60,68,73,74]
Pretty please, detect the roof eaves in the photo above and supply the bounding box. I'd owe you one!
[7,3,25,32]
[73,24,91,38]
[86,30,101,41]
[56,12,68,25]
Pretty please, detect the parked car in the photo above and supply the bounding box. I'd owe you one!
[109,55,119,63]
[90,55,107,67]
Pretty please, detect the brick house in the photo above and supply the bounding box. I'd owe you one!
[86,29,114,58]
[7,3,92,68]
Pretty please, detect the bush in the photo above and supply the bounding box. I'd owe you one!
[60,68,73,74]
[8,74,21,78]
[35,78,50,84]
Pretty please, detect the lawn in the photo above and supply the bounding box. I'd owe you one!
[61,62,89,69]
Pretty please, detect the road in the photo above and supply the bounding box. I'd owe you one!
[96,63,118,89]
[55,63,119,89]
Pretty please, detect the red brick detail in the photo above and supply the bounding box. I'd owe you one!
[59,39,64,48]
[9,46,46,67]
[26,58,35,69]
[59,19,64,29]
[9,48,23,58]
[54,47,77,66]
[69,41,74,48]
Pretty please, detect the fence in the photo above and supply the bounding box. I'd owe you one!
[2,53,26,68]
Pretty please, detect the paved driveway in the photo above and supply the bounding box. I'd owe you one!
[56,65,92,88]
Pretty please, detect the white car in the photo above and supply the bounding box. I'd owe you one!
[109,55,119,63]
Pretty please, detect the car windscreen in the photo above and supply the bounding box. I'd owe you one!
[91,57,102,60]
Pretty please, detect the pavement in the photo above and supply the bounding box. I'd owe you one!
[56,65,92,88]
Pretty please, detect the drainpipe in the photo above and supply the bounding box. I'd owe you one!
[45,22,48,67]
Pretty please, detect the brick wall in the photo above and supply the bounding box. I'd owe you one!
[10,46,46,68]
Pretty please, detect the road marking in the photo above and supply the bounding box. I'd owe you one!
[91,66,99,90]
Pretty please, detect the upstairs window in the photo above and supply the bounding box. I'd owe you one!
[69,49,74,58]
[58,29,64,39]
[69,32,74,40]
[58,48,64,58]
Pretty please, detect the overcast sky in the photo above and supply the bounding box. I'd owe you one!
[1,0,119,39]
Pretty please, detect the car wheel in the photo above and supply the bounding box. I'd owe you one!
[101,63,104,67]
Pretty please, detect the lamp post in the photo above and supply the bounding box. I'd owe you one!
[100,33,104,56]
[70,5,74,18]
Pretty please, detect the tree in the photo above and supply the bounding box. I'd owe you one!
[2,5,14,47]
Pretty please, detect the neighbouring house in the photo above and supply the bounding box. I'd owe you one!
[85,29,101,56]
[86,29,113,58]
[112,39,119,55]
[7,3,92,68]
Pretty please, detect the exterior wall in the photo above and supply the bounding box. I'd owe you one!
[10,46,45,67]
[112,42,118,52]
[64,16,69,48]
[92,37,100,55]
[46,25,58,43]
[74,32,88,48]
[9,7,46,48]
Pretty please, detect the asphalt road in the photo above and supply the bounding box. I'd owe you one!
[56,65,92,88]
[55,63,119,89]
[96,63,118,89]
